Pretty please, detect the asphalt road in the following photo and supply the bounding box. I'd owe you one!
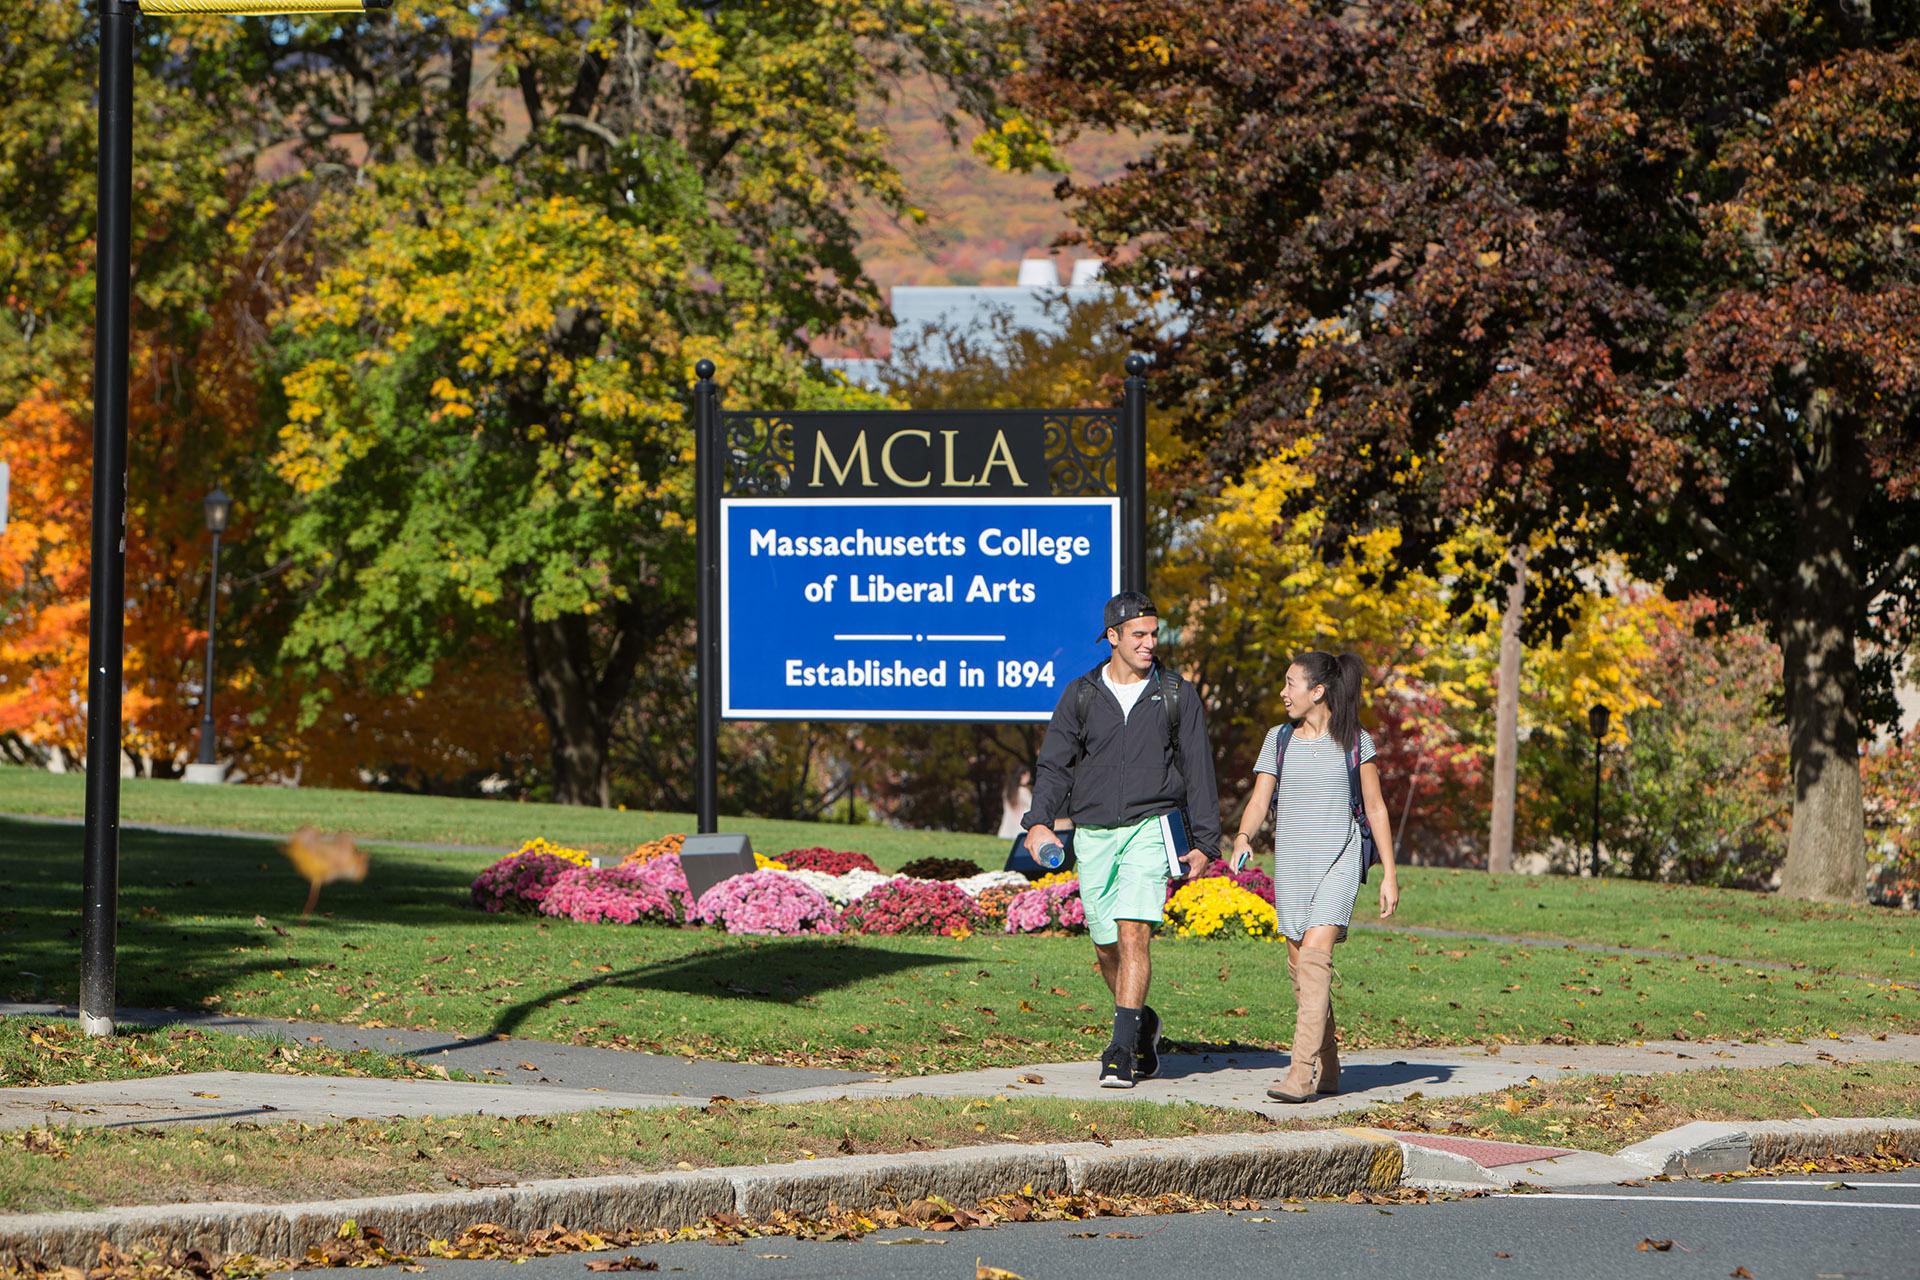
[355,1173,1920,1280]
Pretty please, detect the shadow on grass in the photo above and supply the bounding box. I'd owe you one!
[1,817,954,1044]
[482,939,955,1039]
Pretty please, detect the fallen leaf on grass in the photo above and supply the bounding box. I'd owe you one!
[583,1257,658,1272]
[1637,1238,1674,1252]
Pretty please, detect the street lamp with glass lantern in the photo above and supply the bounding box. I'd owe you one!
[80,0,390,1038]
[191,487,233,772]
[1587,703,1610,878]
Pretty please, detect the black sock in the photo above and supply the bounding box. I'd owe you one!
[1111,1005,1142,1051]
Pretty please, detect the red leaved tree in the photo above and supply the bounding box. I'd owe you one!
[1016,0,1920,900]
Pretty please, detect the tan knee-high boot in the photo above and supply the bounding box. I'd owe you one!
[1267,948,1331,1103]
[1318,957,1340,1094]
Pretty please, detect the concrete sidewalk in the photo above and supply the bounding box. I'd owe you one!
[6,1001,1915,1133]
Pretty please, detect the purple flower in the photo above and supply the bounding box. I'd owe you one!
[694,870,842,936]
[538,864,679,925]
[1004,879,1086,934]
[470,851,579,913]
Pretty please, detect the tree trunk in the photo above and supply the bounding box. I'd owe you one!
[519,601,613,807]
[1487,544,1527,873]
[1776,401,1869,902]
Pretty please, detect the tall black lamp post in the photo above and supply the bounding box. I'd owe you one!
[195,487,232,767]
[1587,703,1610,877]
[80,0,390,1040]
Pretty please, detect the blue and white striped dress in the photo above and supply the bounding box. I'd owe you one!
[1254,725,1375,943]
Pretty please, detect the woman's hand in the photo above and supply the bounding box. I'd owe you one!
[1377,873,1400,919]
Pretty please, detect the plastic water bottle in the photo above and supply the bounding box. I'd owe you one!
[1035,840,1067,870]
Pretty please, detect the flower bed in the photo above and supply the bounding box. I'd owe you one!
[623,833,685,865]
[470,849,586,913]
[694,870,841,936]
[777,847,881,875]
[1164,876,1278,939]
[628,853,697,922]
[841,877,979,937]
[1004,878,1086,934]
[896,855,986,882]
[971,882,1025,924]
[1175,859,1275,904]
[539,864,679,925]
[954,869,1029,898]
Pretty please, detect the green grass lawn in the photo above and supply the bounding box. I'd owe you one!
[0,1019,476,1087]
[0,768,1004,870]
[2,816,1912,1070]
[1348,1060,1920,1154]
[0,1094,1269,1214]
[1381,867,1920,977]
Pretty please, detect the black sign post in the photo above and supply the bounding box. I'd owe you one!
[688,359,1148,826]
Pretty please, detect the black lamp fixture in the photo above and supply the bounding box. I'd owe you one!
[203,486,231,535]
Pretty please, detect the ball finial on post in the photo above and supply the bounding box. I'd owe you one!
[1125,354,1148,376]
[695,359,717,381]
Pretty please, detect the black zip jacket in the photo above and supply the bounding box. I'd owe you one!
[1021,660,1222,858]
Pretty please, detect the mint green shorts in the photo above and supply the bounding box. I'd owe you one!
[1074,816,1171,946]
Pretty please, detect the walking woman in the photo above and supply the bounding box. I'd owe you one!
[1230,651,1399,1102]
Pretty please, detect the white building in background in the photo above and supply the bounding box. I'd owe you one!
[823,255,1115,388]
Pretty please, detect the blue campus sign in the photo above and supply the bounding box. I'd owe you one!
[721,497,1120,720]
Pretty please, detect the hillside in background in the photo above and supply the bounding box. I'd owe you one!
[856,85,1144,289]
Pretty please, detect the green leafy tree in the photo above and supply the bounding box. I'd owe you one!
[252,0,1043,804]
[1017,0,1920,899]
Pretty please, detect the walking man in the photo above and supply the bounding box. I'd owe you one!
[1023,590,1221,1086]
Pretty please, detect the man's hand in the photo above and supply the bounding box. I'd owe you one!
[1182,849,1209,878]
[1377,873,1400,918]
[1026,824,1059,856]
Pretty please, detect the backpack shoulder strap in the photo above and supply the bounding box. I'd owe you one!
[1159,664,1182,770]
[1273,722,1295,779]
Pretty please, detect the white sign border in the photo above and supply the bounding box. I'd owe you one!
[720,495,1122,721]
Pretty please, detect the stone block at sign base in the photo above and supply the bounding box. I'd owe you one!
[181,762,228,784]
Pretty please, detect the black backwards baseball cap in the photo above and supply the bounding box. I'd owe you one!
[1099,590,1158,641]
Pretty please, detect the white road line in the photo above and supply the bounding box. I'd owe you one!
[1503,1193,1920,1210]
[832,634,914,641]
[924,634,1006,642]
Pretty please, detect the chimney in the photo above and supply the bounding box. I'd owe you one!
[1069,258,1104,288]
[1017,257,1060,289]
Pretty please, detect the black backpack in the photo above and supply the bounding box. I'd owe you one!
[1073,662,1183,777]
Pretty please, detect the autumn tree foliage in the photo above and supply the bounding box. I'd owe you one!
[243,0,1042,805]
[1016,0,1920,899]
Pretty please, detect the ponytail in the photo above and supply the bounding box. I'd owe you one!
[1293,650,1368,753]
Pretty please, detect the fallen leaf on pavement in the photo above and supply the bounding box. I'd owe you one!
[191,1091,220,1099]
[1730,1268,1754,1279]
[583,1257,657,1272]
[1104,1231,1142,1239]
[519,1061,539,1071]
[977,1262,1024,1279]
[1637,1239,1674,1252]
[1494,1252,1511,1260]
[1017,1073,1046,1084]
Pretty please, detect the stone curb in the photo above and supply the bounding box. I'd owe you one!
[0,1130,1403,1267]
[1615,1116,1920,1177]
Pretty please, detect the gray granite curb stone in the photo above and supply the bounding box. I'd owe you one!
[1616,1116,1920,1177]
[0,1131,1395,1267]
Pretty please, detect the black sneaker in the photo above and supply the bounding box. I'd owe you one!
[1098,1042,1137,1088]
[1134,1005,1162,1080]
